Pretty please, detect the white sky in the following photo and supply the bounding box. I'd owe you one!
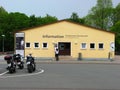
[0,0,120,20]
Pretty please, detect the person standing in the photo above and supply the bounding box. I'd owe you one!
[55,48,59,61]
[54,44,59,61]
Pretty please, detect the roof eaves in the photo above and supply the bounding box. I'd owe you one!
[15,19,115,35]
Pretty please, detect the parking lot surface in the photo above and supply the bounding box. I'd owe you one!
[0,63,120,90]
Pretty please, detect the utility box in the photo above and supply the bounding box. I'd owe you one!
[108,52,113,61]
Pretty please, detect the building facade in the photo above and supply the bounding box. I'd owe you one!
[15,20,115,60]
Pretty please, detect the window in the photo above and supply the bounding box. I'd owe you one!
[42,43,48,48]
[26,42,30,48]
[90,43,95,49]
[81,43,87,49]
[34,42,39,48]
[99,43,104,49]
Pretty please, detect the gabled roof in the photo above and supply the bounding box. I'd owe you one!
[15,20,115,35]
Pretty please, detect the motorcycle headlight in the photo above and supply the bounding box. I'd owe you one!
[26,62,30,65]
[8,63,11,67]
[18,62,21,64]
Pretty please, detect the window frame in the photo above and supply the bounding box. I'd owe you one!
[42,42,48,48]
[98,43,104,49]
[34,42,40,48]
[90,43,95,49]
[25,42,31,48]
[81,43,87,49]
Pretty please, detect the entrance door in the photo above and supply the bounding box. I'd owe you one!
[58,42,71,55]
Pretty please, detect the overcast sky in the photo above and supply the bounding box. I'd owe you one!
[0,0,120,20]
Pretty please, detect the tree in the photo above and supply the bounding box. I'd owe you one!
[113,3,120,25]
[110,3,120,53]
[70,12,79,21]
[40,14,58,25]
[0,6,58,52]
[8,12,29,30]
[111,21,120,53]
[85,0,113,30]
[0,6,8,14]
[29,15,38,27]
[68,12,85,24]
[0,6,9,51]
[0,6,8,33]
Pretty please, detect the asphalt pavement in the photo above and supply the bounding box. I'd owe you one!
[1,54,120,90]
[1,63,120,90]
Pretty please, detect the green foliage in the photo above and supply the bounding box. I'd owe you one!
[0,6,8,14]
[8,12,30,30]
[110,3,120,53]
[111,21,120,52]
[113,3,120,25]
[29,15,38,27]
[40,14,58,25]
[68,12,85,24]
[84,0,113,30]
[0,7,58,52]
[28,14,58,27]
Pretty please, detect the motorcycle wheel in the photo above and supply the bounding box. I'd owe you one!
[19,64,24,69]
[27,64,33,73]
[33,63,36,71]
[9,67,16,73]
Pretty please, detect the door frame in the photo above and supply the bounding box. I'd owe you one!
[58,42,71,56]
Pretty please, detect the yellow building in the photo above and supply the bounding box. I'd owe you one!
[15,20,115,60]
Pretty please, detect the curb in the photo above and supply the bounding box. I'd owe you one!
[35,61,120,65]
[1,59,120,65]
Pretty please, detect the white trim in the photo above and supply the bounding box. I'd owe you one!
[25,42,31,48]
[42,42,48,49]
[81,43,87,49]
[90,43,95,49]
[34,42,40,48]
[98,43,104,49]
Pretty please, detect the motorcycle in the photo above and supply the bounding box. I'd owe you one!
[13,54,24,69]
[26,54,36,73]
[4,55,16,73]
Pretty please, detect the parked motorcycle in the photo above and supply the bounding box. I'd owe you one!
[13,54,24,69]
[4,55,16,73]
[26,54,36,73]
